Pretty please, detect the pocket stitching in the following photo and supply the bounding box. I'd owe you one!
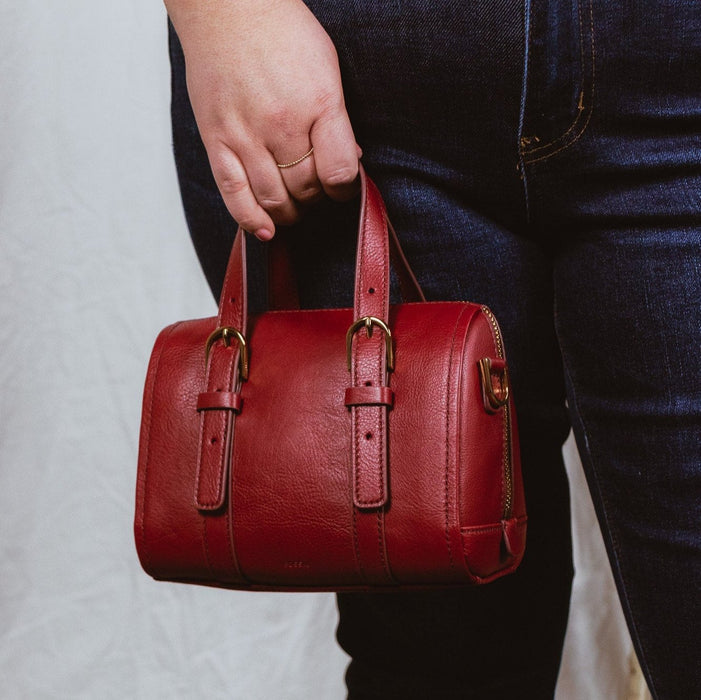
[521,0,596,164]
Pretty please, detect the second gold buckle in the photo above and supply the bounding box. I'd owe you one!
[345,316,394,372]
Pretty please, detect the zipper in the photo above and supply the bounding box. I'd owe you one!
[481,306,513,520]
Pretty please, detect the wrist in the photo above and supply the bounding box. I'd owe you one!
[164,0,291,34]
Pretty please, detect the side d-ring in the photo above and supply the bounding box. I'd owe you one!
[345,316,394,372]
[478,357,510,413]
[204,326,249,380]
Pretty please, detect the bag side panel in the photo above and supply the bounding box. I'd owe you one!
[135,316,231,582]
[458,309,527,580]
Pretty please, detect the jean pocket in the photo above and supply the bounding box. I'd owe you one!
[520,0,595,164]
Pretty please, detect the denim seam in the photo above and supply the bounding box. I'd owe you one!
[521,0,596,164]
[555,306,659,699]
[517,0,533,223]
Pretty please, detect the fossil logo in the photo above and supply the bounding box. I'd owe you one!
[284,561,311,570]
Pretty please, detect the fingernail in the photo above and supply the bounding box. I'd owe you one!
[256,228,274,241]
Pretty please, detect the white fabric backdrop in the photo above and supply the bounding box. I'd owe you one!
[0,2,636,697]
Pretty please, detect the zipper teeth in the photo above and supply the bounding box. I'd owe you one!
[481,306,504,359]
[481,306,513,519]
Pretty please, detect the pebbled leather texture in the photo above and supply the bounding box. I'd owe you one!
[134,170,526,591]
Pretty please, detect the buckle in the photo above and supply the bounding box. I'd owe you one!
[345,316,394,372]
[204,326,248,380]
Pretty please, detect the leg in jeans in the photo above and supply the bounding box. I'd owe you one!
[521,2,701,697]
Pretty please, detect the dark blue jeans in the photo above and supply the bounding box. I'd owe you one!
[169,1,701,698]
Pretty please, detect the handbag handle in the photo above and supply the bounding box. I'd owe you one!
[266,210,425,312]
[214,166,425,348]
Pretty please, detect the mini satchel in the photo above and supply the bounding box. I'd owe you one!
[134,170,526,591]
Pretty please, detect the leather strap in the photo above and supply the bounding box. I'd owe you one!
[345,172,396,584]
[195,232,247,512]
[267,230,300,310]
[349,174,392,510]
[266,187,425,312]
[194,232,248,582]
[387,216,425,305]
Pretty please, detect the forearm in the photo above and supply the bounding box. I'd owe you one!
[164,0,295,47]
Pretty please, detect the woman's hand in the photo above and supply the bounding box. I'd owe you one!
[165,0,360,240]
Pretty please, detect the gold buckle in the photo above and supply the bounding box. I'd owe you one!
[204,326,248,380]
[478,357,509,413]
[345,316,394,372]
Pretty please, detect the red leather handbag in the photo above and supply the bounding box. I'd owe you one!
[134,170,526,591]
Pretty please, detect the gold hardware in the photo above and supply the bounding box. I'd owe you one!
[480,306,514,518]
[478,357,509,413]
[204,326,249,380]
[345,316,394,372]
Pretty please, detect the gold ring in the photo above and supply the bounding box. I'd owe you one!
[276,146,314,169]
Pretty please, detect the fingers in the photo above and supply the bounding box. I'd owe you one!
[311,109,360,201]
[207,142,276,241]
[276,147,325,207]
[237,137,323,237]
[241,144,304,227]
[207,118,359,241]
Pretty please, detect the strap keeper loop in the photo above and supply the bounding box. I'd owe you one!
[197,391,242,413]
[344,386,394,408]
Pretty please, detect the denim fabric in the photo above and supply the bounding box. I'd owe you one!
[169,1,701,698]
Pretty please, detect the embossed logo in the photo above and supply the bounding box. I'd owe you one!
[284,561,310,570]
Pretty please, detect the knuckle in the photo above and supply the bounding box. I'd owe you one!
[257,196,288,212]
[294,185,323,204]
[322,164,357,187]
[216,173,250,199]
[313,90,344,117]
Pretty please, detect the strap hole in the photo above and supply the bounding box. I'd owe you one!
[365,432,373,440]
[364,380,372,386]
[368,287,375,294]
[210,437,217,445]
